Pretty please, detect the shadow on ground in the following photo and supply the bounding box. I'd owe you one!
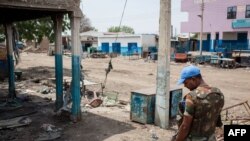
[0,68,135,141]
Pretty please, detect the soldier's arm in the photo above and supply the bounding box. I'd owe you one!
[175,94,194,141]
[175,115,193,141]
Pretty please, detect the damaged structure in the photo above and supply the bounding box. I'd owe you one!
[0,0,82,121]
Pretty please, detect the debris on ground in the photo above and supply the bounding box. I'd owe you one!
[0,116,32,129]
[102,91,119,107]
[83,91,103,108]
[36,124,62,141]
[90,53,107,58]
[1,52,250,140]
[0,99,23,111]
[119,100,129,105]
[150,128,159,141]
[221,100,250,124]
[216,101,250,140]
[39,86,55,94]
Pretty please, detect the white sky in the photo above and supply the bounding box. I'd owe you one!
[81,0,187,34]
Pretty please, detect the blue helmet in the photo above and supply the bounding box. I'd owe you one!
[177,65,201,85]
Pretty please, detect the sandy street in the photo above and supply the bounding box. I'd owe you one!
[0,52,250,141]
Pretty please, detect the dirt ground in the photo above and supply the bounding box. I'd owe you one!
[0,52,250,141]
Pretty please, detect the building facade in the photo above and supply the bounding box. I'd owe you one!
[98,34,157,56]
[181,0,250,53]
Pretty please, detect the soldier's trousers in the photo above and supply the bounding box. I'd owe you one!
[185,134,216,141]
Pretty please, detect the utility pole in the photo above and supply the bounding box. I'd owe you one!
[175,28,177,40]
[155,0,171,129]
[199,0,204,55]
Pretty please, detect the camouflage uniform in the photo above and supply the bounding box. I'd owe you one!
[179,86,224,141]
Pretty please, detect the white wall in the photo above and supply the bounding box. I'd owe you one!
[98,36,142,47]
[223,32,237,40]
[141,35,157,51]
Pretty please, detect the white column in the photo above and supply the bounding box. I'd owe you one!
[218,32,223,47]
[53,14,64,111]
[210,32,215,52]
[5,23,16,98]
[70,10,82,122]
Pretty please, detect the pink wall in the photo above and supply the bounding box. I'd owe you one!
[181,0,250,35]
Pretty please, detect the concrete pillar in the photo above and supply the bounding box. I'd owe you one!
[210,32,215,52]
[5,23,16,98]
[155,0,171,129]
[53,14,64,111]
[70,10,82,122]
[218,32,223,47]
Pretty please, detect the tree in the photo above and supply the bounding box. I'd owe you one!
[108,25,135,34]
[80,14,95,32]
[0,13,95,43]
[15,15,70,43]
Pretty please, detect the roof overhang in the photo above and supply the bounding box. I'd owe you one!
[0,0,81,24]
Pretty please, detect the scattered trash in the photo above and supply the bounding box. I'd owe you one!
[222,100,250,122]
[36,131,61,141]
[81,106,89,114]
[83,91,103,108]
[102,91,119,107]
[31,78,41,83]
[89,98,103,108]
[41,124,61,132]
[39,86,54,94]
[43,97,52,102]
[0,116,32,130]
[90,53,106,58]
[150,129,159,141]
[119,100,129,105]
[36,124,62,141]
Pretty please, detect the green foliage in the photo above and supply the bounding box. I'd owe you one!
[15,15,70,43]
[108,25,135,34]
[0,14,94,43]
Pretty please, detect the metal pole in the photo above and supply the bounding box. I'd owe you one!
[210,33,215,52]
[199,0,204,55]
[5,23,16,98]
[248,32,250,50]
[53,14,64,111]
[70,10,82,122]
[155,0,171,129]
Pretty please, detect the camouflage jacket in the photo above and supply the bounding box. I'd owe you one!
[179,86,224,137]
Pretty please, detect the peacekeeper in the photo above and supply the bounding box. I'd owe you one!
[174,65,224,141]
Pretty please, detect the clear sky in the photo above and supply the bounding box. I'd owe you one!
[81,0,187,35]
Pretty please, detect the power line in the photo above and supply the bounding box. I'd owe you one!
[102,0,128,90]
[114,0,128,43]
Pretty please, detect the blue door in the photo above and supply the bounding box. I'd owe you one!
[101,43,109,53]
[128,43,138,54]
[112,43,121,54]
